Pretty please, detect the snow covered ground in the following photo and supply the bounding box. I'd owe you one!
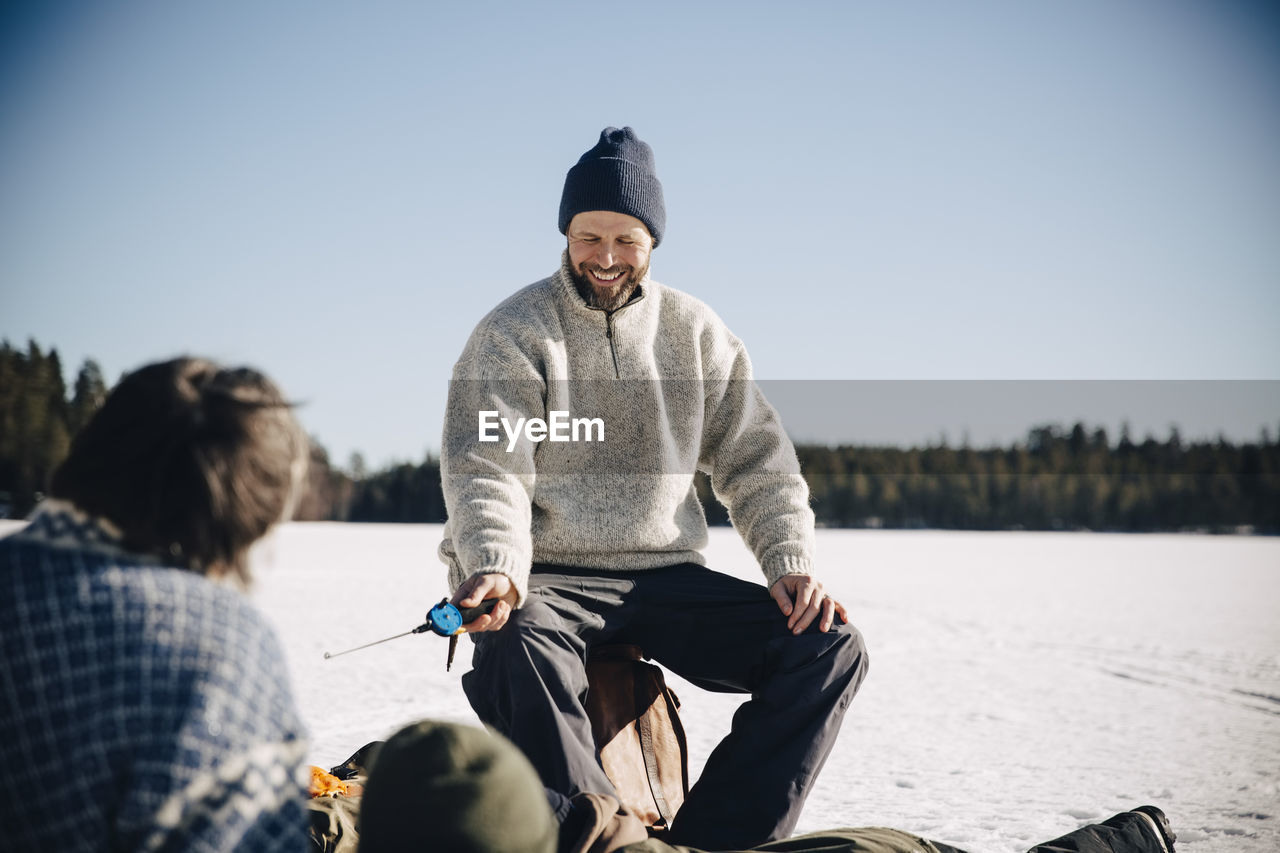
[243,524,1279,852]
[7,517,1272,851]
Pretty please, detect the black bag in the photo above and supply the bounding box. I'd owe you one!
[584,644,691,830]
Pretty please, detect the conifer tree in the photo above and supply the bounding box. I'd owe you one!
[69,360,108,437]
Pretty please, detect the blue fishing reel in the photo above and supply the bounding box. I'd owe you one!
[415,597,500,671]
[415,598,498,637]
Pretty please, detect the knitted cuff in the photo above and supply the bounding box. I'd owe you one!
[761,554,814,589]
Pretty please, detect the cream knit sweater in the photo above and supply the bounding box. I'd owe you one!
[439,257,815,605]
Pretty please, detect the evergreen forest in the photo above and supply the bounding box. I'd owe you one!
[3,340,1276,533]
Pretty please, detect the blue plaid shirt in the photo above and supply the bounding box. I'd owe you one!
[0,502,308,852]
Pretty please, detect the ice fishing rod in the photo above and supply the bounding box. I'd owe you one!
[323,597,499,670]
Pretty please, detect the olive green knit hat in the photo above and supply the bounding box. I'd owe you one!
[358,720,558,853]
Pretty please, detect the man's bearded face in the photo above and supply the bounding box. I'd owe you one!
[565,211,653,312]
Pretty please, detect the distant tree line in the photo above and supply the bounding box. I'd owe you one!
[0,340,451,523]
[292,426,1280,534]
[3,340,1277,532]
[795,423,1278,533]
[295,448,446,524]
[0,341,107,518]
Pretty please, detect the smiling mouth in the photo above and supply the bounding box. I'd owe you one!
[590,267,624,286]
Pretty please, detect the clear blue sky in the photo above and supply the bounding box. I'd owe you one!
[2,1,1278,468]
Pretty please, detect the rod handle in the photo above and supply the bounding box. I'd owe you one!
[457,597,500,624]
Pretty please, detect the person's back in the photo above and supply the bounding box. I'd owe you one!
[0,505,307,851]
[0,357,311,852]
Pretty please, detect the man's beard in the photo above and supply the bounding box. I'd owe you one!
[568,257,648,312]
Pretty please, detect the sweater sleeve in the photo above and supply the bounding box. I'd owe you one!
[438,321,546,607]
[699,341,815,587]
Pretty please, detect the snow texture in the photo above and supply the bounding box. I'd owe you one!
[245,525,1279,852]
[9,520,1273,851]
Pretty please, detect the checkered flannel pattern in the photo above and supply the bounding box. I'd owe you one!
[0,503,309,851]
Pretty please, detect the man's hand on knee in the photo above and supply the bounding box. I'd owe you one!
[451,573,520,633]
[770,574,848,635]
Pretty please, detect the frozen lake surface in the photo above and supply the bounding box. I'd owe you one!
[9,518,1266,852]
[243,524,1280,852]
[243,525,1280,852]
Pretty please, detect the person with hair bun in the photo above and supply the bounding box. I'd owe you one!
[0,357,311,852]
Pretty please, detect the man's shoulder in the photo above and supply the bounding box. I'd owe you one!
[648,280,728,326]
[471,275,560,338]
[648,280,743,352]
[494,274,557,312]
[451,275,563,377]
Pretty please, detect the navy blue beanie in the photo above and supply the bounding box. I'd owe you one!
[558,127,666,247]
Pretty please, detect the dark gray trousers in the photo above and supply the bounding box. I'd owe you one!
[462,563,869,850]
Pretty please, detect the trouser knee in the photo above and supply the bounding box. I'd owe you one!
[830,621,870,695]
[833,621,869,680]
[463,601,589,722]
[777,620,869,699]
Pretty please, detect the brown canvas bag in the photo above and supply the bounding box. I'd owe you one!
[584,644,691,830]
